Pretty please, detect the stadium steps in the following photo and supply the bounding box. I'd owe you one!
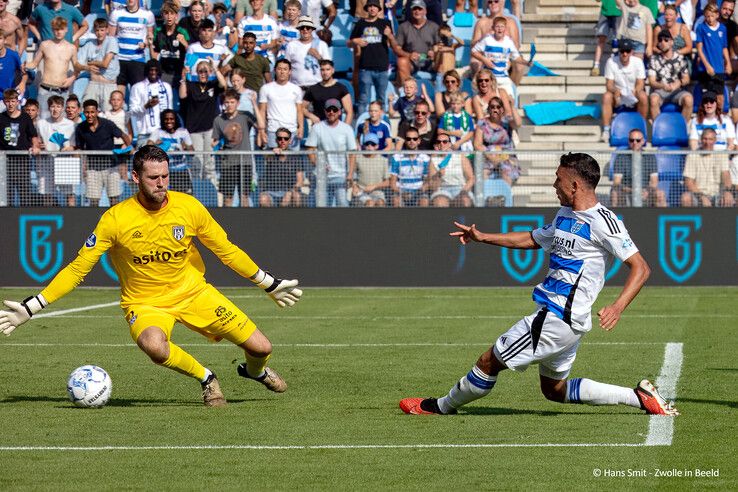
[518,124,601,142]
[521,12,599,22]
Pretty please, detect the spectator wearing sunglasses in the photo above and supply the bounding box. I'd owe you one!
[260,128,306,207]
[647,30,692,123]
[390,126,431,207]
[397,100,437,150]
[600,38,647,142]
[428,135,475,207]
[304,98,357,207]
[609,129,666,207]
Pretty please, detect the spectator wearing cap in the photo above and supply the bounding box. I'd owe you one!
[258,58,303,149]
[224,31,272,93]
[352,0,383,18]
[108,0,155,92]
[393,0,440,85]
[76,17,119,114]
[232,0,279,65]
[695,3,732,111]
[284,16,330,89]
[129,59,174,145]
[349,0,396,115]
[600,38,647,142]
[184,18,233,82]
[647,30,692,123]
[151,2,190,88]
[613,0,653,59]
[304,98,358,207]
[350,132,391,207]
[688,90,736,150]
[210,2,235,48]
[304,59,353,124]
[681,128,735,207]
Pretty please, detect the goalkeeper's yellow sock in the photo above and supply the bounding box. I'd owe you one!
[160,342,207,381]
[244,352,271,378]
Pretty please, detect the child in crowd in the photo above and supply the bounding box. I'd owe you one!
[434,23,463,75]
[102,90,133,149]
[389,77,434,124]
[695,3,731,111]
[356,100,393,150]
[438,92,474,151]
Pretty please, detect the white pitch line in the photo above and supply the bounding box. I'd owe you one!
[645,342,683,446]
[35,302,119,318]
[0,342,663,348]
[0,443,645,451]
[29,314,735,319]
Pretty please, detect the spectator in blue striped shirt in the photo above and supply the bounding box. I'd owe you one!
[471,17,531,95]
[108,0,155,93]
[389,126,431,207]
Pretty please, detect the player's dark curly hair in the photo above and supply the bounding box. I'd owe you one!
[133,145,170,175]
[559,152,600,189]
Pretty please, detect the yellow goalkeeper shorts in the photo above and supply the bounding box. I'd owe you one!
[125,284,257,345]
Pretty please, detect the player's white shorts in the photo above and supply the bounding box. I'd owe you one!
[493,307,582,380]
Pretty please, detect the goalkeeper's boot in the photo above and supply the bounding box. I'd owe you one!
[399,397,456,415]
[634,379,679,416]
[237,364,287,393]
[201,373,227,407]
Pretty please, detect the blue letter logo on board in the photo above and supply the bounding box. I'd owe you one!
[501,215,544,283]
[19,215,64,283]
[658,215,702,283]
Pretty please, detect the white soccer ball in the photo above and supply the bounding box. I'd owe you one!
[66,365,112,408]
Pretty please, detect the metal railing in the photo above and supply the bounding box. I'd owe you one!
[1,149,735,208]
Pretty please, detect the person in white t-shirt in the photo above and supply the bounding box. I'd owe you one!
[258,58,304,149]
[36,94,77,206]
[600,39,648,142]
[284,16,330,88]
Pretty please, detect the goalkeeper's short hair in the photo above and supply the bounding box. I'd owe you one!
[133,145,170,175]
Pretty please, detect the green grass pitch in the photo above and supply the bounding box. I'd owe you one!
[0,286,735,489]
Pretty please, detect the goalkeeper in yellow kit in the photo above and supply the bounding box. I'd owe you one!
[0,146,303,407]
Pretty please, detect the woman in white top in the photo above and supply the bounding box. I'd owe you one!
[428,135,475,207]
[688,93,736,150]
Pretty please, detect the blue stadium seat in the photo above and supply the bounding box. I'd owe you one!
[609,112,647,147]
[193,179,218,207]
[450,13,475,68]
[483,178,513,207]
[329,12,355,44]
[331,46,354,74]
[652,112,689,206]
[652,112,688,148]
[337,79,355,102]
[660,103,679,113]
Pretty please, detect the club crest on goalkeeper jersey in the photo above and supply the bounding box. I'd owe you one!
[40,191,260,308]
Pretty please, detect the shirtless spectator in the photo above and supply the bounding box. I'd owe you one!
[0,0,25,55]
[29,0,87,43]
[0,27,26,101]
[24,16,81,119]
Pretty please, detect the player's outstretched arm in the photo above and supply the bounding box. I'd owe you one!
[597,252,651,331]
[450,221,539,249]
[250,270,303,308]
[0,295,48,336]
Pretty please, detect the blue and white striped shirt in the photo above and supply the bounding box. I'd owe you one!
[472,34,519,80]
[390,154,431,191]
[530,205,638,333]
[109,7,155,62]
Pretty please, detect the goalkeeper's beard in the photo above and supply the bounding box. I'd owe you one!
[140,185,168,204]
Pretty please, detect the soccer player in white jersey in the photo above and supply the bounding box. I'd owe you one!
[400,152,679,417]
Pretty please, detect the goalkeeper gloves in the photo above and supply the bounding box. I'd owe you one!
[0,294,47,336]
[251,270,302,308]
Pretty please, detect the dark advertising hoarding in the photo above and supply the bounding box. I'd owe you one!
[1,208,735,287]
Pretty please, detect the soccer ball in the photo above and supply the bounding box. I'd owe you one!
[66,365,112,408]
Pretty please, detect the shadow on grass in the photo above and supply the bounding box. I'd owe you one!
[0,395,266,407]
[459,406,633,416]
[677,397,738,409]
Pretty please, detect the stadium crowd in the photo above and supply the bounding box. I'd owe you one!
[0,0,737,207]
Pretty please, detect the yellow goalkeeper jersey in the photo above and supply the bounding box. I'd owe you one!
[41,191,260,308]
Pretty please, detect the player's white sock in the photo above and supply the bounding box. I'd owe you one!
[437,366,496,414]
[200,368,213,384]
[565,378,640,407]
